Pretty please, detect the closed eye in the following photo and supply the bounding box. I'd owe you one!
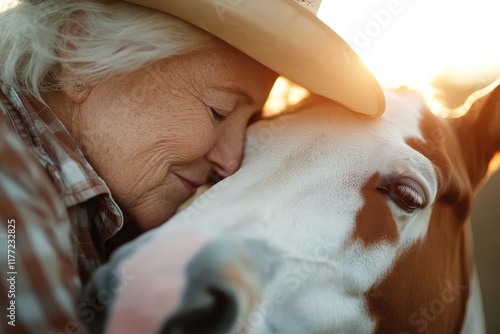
[377,177,427,212]
[209,107,227,122]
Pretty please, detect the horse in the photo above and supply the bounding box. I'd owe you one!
[82,83,500,334]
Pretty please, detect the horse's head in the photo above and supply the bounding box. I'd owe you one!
[83,84,500,334]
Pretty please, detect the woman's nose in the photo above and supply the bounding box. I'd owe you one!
[205,126,245,178]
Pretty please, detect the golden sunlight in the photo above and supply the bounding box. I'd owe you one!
[263,77,309,116]
[317,0,500,117]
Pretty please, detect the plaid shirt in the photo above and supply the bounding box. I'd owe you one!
[0,85,123,333]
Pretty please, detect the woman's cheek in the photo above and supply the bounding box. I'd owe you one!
[189,127,219,159]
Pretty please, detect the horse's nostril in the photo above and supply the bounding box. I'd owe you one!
[158,238,278,334]
[160,285,237,334]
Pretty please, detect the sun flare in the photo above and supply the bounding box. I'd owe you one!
[317,0,500,117]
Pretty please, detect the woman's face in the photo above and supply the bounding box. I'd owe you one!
[72,43,277,231]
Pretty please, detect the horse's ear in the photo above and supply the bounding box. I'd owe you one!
[452,82,500,189]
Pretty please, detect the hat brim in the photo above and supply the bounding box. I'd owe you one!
[124,0,386,116]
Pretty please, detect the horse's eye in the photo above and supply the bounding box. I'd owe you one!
[378,178,426,212]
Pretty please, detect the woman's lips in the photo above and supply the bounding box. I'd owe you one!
[174,174,201,196]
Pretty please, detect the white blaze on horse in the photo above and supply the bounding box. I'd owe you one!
[83,84,500,334]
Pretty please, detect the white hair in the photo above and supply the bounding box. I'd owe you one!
[0,0,218,102]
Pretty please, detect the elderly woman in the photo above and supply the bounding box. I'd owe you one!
[0,0,384,332]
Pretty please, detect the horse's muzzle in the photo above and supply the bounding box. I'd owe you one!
[82,227,278,334]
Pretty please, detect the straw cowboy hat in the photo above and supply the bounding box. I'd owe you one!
[124,0,386,116]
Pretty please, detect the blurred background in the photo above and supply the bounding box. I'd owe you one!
[1,0,499,332]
